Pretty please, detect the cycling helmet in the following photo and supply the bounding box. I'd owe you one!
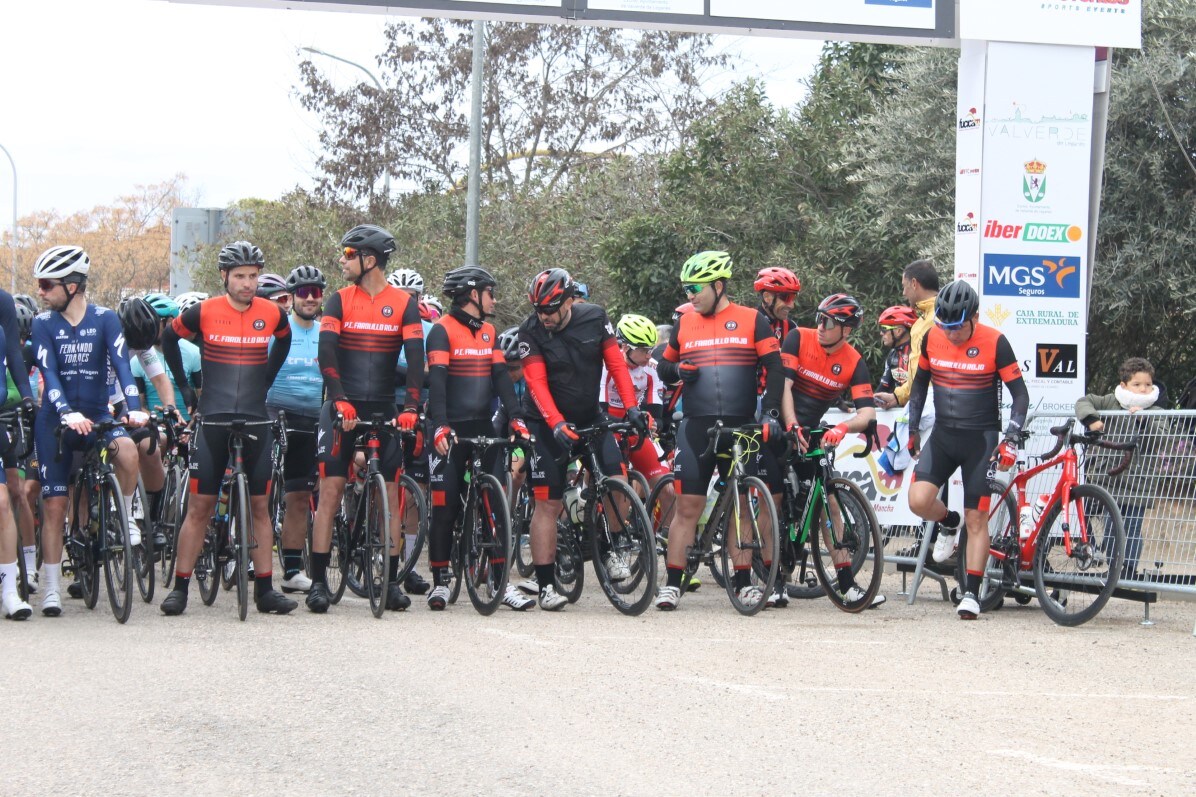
[13,294,37,315]
[616,314,658,348]
[753,267,801,295]
[497,326,521,360]
[218,241,264,271]
[286,265,326,292]
[816,293,863,329]
[575,282,590,300]
[670,302,694,326]
[442,266,497,298]
[117,296,161,351]
[679,251,732,284]
[175,291,209,313]
[14,302,33,339]
[935,280,980,326]
[341,224,396,258]
[419,295,443,321]
[528,268,575,311]
[877,305,918,328]
[143,292,180,319]
[387,268,424,293]
[33,245,90,280]
[256,273,289,298]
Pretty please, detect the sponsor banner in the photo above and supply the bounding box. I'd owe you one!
[960,0,1142,49]
[588,0,704,11]
[980,42,1093,407]
[954,40,986,287]
[711,0,937,29]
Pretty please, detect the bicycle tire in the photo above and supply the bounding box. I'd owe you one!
[555,508,585,603]
[363,472,391,619]
[778,480,826,600]
[810,477,883,613]
[627,469,650,502]
[100,472,134,624]
[133,481,154,603]
[197,523,220,607]
[67,487,99,610]
[269,462,286,573]
[719,475,779,616]
[14,495,28,601]
[512,480,535,579]
[159,464,185,589]
[391,473,428,585]
[463,473,511,615]
[328,487,353,604]
[645,473,677,568]
[231,473,251,622]
[1033,483,1126,627]
[973,480,1018,612]
[588,477,656,616]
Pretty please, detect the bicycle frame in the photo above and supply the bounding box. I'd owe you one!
[989,442,1083,570]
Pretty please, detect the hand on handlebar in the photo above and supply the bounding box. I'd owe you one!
[396,407,420,432]
[822,422,849,447]
[553,421,579,449]
[509,417,531,443]
[992,439,1017,471]
[624,406,650,437]
[334,400,358,430]
[61,412,92,436]
[433,424,455,456]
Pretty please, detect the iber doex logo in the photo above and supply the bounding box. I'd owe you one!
[1035,343,1078,380]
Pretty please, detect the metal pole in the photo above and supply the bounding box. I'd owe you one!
[465,21,485,267]
[0,143,16,293]
[301,46,391,199]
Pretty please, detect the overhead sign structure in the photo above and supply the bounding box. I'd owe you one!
[960,0,1142,49]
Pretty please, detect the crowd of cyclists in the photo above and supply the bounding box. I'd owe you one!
[0,227,1031,623]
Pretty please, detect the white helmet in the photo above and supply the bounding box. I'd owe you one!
[419,294,443,315]
[34,245,90,280]
[175,291,209,313]
[387,268,424,293]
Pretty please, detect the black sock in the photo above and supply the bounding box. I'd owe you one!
[255,572,273,599]
[282,548,303,579]
[174,575,190,595]
[837,565,855,593]
[389,555,400,582]
[942,510,961,531]
[492,560,506,583]
[666,566,683,590]
[311,551,330,585]
[433,565,451,586]
[535,563,555,592]
[147,490,164,522]
[733,568,750,590]
[965,571,982,596]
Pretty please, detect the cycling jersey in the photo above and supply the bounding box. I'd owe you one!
[661,303,781,419]
[600,362,662,416]
[2,343,34,409]
[757,309,795,395]
[267,316,323,416]
[169,296,290,420]
[780,327,875,428]
[33,304,141,417]
[878,340,912,393]
[893,295,936,407]
[396,317,434,405]
[907,323,1029,433]
[426,308,519,426]
[320,284,423,407]
[0,291,32,403]
[518,302,635,428]
[133,341,201,420]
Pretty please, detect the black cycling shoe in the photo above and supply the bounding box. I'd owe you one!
[385,583,411,611]
[306,582,330,614]
[403,570,430,595]
[256,589,298,615]
[152,530,168,552]
[67,581,84,600]
[160,589,187,616]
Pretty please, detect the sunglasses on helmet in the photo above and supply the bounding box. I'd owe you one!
[294,285,323,300]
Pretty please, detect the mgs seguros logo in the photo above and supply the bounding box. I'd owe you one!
[983,254,1080,299]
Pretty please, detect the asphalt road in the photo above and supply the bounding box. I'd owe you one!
[4,571,1195,796]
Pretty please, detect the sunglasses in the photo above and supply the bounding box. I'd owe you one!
[682,283,705,297]
[38,278,64,292]
[271,293,293,304]
[772,292,796,303]
[294,286,323,300]
[879,325,901,332]
[343,246,361,259]
[535,305,564,317]
[935,318,968,331]
[816,314,842,329]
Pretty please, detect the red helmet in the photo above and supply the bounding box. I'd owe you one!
[753,267,801,295]
[816,293,863,328]
[877,305,918,328]
[528,268,575,311]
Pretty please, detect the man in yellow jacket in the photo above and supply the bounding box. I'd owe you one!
[875,259,940,411]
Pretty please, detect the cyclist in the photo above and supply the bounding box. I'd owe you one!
[602,313,671,496]
[876,305,918,394]
[779,293,883,607]
[306,225,425,614]
[754,266,801,343]
[654,251,784,611]
[518,267,644,611]
[138,293,202,422]
[158,241,296,616]
[0,290,35,619]
[424,266,533,611]
[493,326,531,550]
[257,273,292,315]
[420,295,443,321]
[905,279,1029,620]
[874,259,939,412]
[6,296,40,595]
[265,265,328,594]
[30,245,147,617]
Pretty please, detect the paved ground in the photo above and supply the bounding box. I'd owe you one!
[4,570,1195,796]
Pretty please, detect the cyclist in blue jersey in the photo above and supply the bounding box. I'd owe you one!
[135,293,202,421]
[266,265,327,594]
[30,246,147,617]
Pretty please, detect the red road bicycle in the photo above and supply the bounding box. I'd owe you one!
[975,419,1134,626]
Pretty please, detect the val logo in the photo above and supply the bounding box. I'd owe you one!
[983,254,1080,299]
[1035,343,1078,379]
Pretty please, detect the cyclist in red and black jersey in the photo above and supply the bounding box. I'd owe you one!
[306,224,426,615]
[160,241,295,616]
[754,266,801,345]
[876,305,917,393]
[906,280,1029,620]
[518,268,644,611]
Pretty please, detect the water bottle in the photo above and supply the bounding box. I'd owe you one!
[1018,504,1034,540]
[564,485,583,525]
[697,479,723,529]
[216,482,230,520]
[1032,494,1049,524]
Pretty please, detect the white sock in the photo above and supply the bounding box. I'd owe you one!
[124,494,141,545]
[22,546,36,577]
[44,562,61,594]
[0,561,17,598]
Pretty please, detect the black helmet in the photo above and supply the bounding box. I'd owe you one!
[286,264,326,292]
[340,225,396,259]
[497,326,520,360]
[14,302,34,339]
[935,280,979,327]
[442,265,497,298]
[218,241,264,271]
[528,268,575,311]
[816,293,863,329]
[117,296,161,350]
[13,294,36,315]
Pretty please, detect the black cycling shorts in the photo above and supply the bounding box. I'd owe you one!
[190,416,273,497]
[673,415,754,496]
[316,399,405,483]
[268,407,319,494]
[913,426,998,510]
[527,418,624,501]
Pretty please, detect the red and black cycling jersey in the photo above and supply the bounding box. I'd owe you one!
[170,296,290,419]
[662,303,782,419]
[756,309,794,395]
[518,302,636,428]
[319,284,424,407]
[907,323,1029,432]
[781,327,874,428]
[426,308,519,426]
[878,340,911,393]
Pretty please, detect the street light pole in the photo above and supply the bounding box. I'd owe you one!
[301,46,391,199]
[465,21,485,267]
[0,143,16,294]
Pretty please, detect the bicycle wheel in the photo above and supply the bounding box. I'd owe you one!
[390,473,427,584]
[159,464,185,589]
[269,462,286,573]
[67,488,99,610]
[230,474,251,621]
[626,469,650,502]
[719,475,779,616]
[588,477,655,616]
[100,473,134,623]
[462,473,511,615]
[512,480,535,578]
[132,482,154,603]
[972,480,1018,612]
[810,477,883,613]
[645,474,677,569]
[328,489,353,604]
[363,472,391,619]
[1033,483,1126,627]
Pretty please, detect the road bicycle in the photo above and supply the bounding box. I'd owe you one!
[267,410,313,577]
[155,411,190,590]
[976,420,1132,626]
[443,435,516,615]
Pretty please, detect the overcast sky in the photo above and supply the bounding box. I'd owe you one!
[0,0,823,221]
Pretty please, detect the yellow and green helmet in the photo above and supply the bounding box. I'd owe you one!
[679,250,733,284]
[615,313,659,348]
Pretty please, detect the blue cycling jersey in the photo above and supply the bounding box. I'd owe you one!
[32,304,141,418]
[395,317,434,405]
[267,317,323,416]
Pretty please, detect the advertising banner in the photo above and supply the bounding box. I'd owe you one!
[960,0,1141,49]
[953,40,986,287]
[711,0,937,30]
[978,42,1093,417]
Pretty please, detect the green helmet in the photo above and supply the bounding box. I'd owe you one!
[616,314,658,348]
[680,251,733,284]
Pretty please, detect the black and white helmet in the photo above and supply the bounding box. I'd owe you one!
[34,245,90,280]
[497,326,520,361]
[175,291,209,313]
[387,268,425,293]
